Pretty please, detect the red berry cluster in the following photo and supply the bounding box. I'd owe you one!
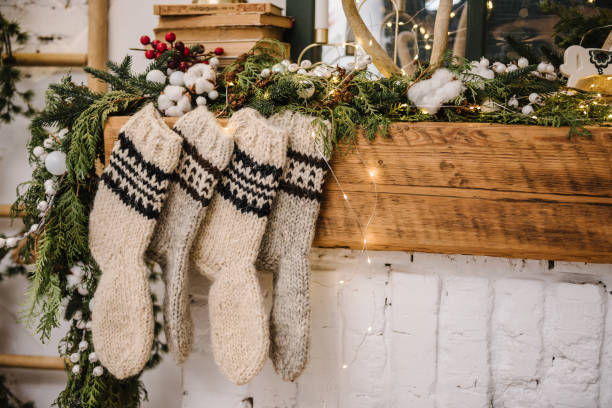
[139,32,224,72]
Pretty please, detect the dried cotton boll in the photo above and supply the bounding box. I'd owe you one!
[408,68,466,115]
[145,69,167,84]
[195,77,214,94]
[165,105,184,117]
[528,93,542,104]
[537,62,548,73]
[521,104,534,115]
[517,57,529,68]
[508,95,519,108]
[196,96,207,106]
[176,94,192,113]
[157,94,173,112]
[169,71,185,86]
[163,85,186,102]
[209,57,220,67]
[288,63,299,72]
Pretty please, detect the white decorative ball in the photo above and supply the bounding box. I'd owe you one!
[77,284,89,296]
[5,238,17,248]
[73,310,83,321]
[43,138,55,149]
[297,68,307,75]
[166,68,176,76]
[88,352,98,363]
[0,238,5,248]
[545,63,555,74]
[69,352,80,363]
[78,340,89,351]
[196,96,207,106]
[169,71,185,87]
[37,200,48,212]
[93,366,104,377]
[521,104,534,115]
[260,68,271,78]
[146,69,167,84]
[33,146,45,157]
[209,57,220,67]
[300,59,312,69]
[71,364,80,375]
[288,63,299,72]
[528,93,542,104]
[85,321,92,331]
[506,64,518,72]
[297,80,315,99]
[517,57,529,68]
[537,62,548,73]
[272,63,287,74]
[492,62,506,74]
[208,90,219,100]
[57,128,69,140]
[479,57,490,67]
[29,223,39,233]
[76,319,87,329]
[281,59,291,66]
[45,151,67,175]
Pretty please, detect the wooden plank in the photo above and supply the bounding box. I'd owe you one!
[8,53,87,67]
[87,0,109,92]
[154,3,282,16]
[0,354,65,370]
[103,117,612,262]
[153,26,284,42]
[157,14,294,30]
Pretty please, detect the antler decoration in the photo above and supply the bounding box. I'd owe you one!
[430,0,452,68]
[341,0,401,78]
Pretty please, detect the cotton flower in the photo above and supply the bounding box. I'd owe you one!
[184,64,216,95]
[408,68,466,115]
[158,85,192,117]
[461,61,494,89]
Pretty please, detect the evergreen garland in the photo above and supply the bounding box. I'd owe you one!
[0,13,34,123]
[6,40,611,407]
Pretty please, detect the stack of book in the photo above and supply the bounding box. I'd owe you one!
[154,3,293,66]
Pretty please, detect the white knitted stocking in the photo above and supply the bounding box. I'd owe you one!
[89,103,182,379]
[257,112,330,381]
[148,106,233,365]
[192,108,287,385]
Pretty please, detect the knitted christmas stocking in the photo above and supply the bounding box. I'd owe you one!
[257,111,330,381]
[89,103,182,379]
[192,108,287,385]
[148,106,233,364]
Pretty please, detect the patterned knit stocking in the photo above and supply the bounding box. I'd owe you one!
[148,107,233,365]
[89,103,182,379]
[192,108,287,385]
[257,111,330,381]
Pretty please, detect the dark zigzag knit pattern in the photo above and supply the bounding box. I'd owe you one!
[102,132,172,219]
[279,148,328,201]
[217,146,282,218]
[170,137,222,206]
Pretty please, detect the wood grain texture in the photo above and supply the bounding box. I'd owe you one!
[0,354,66,370]
[8,53,87,67]
[157,14,294,29]
[153,3,282,16]
[103,117,612,262]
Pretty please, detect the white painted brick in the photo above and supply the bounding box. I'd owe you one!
[390,272,439,408]
[540,283,605,408]
[600,292,612,408]
[491,279,544,407]
[436,277,492,408]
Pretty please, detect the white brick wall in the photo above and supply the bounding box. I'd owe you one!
[183,249,612,408]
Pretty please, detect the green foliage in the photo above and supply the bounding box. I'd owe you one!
[0,13,34,123]
[539,0,612,49]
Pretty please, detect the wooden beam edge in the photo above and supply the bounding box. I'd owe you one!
[0,354,66,370]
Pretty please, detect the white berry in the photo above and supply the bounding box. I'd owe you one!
[528,93,542,104]
[260,68,271,78]
[69,352,80,363]
[300,59,312,68]
[88,352,98,363]
[0,238,5,248]
[521,104,534,115]
[196,96,207,106]
[29,224,39,233]
[93,366,104,377]
[208,90,219,100]
[78,340,88,351]
[537,62,548,73]
[33,146,45,157]
[43,138,55,149]
[517,57,529,68]
[73,310,83,321]
[72,364,81,375]
[37,201,48,212]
